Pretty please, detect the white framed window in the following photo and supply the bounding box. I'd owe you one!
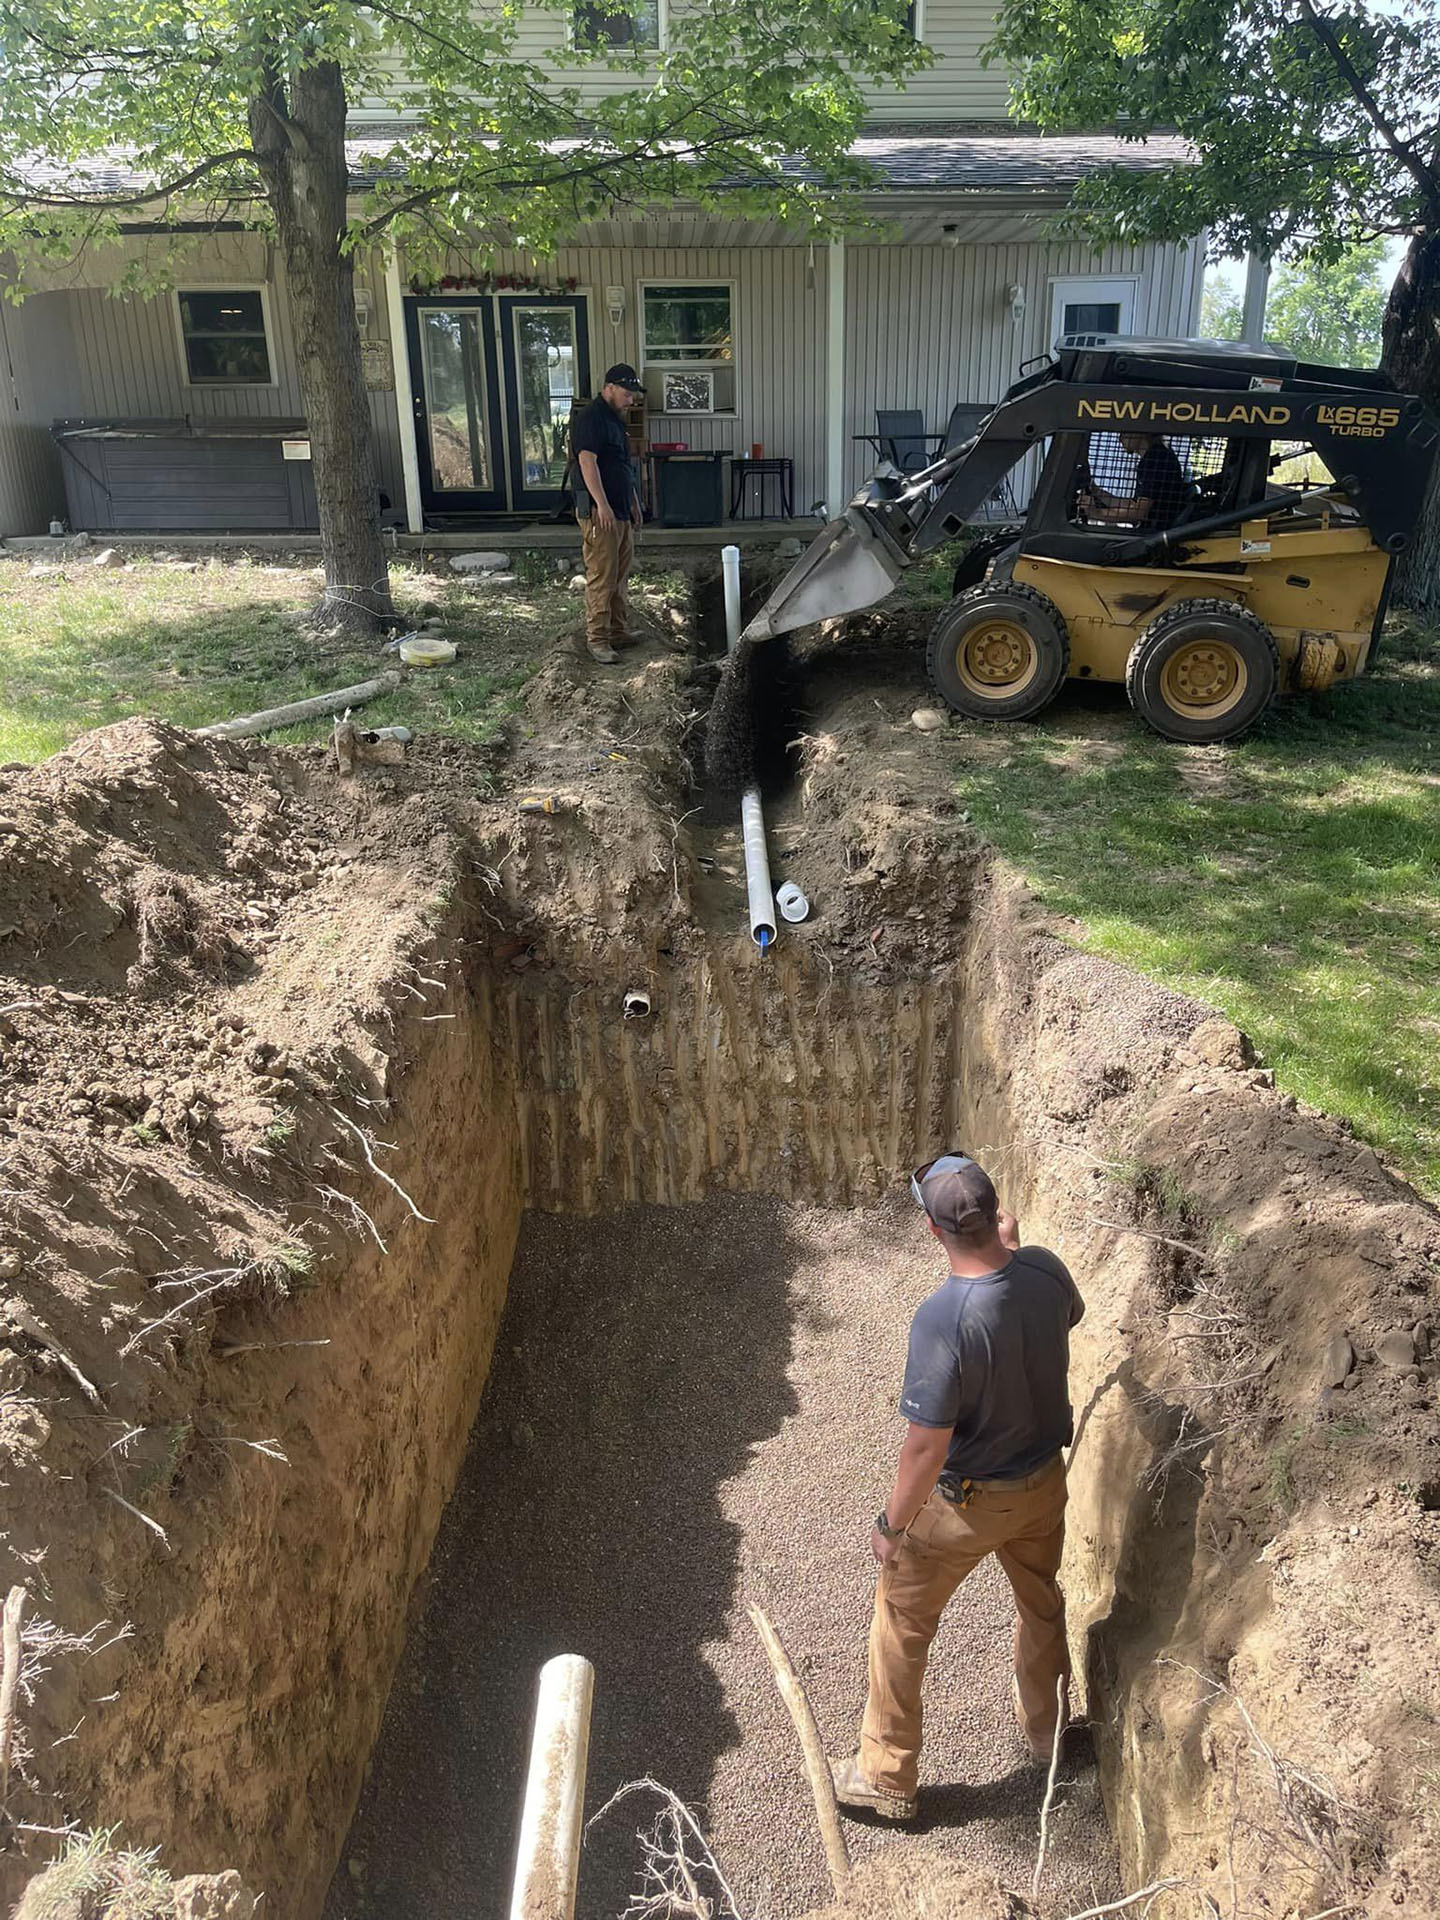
[638,279,737,413]
[572,0,663,50]
[906,0,925,37]
[1048,276,1139,349]
[175,286,276,386]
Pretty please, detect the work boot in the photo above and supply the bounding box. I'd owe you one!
[611,631,641,650]
[829,1755,916,1823]
[585,641,620,664]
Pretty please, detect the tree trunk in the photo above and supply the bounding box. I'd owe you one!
[250,62,394,637]
[1382,229,1440,614]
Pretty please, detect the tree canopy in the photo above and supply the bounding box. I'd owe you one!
[1201,240,1390,366]
[0,0,928,282]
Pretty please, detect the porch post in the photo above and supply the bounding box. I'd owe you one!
[383,248,424,535]
[826,236,846,516]
[1240,251,1270,348]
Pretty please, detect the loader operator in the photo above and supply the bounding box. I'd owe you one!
[1079,429,1194,532]
[830,1153,1084,1823]
[572,364,646,665]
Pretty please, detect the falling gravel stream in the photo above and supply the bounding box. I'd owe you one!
[324,1194,1120,1920]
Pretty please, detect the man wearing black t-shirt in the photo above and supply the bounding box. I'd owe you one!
[829,1152,1085,1823]
[1081,430,1194,532]
[572,364,646,664]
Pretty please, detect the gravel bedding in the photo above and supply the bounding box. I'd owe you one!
[325,1196,1120,1920]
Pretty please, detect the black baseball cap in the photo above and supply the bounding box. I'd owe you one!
[911,1152,998,1236]
[604,363,645,392]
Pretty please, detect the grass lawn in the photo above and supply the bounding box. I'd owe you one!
[0,547,689,763]
[934,612,1440,1199]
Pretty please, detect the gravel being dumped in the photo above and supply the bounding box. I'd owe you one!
[325,1195,1121,1920]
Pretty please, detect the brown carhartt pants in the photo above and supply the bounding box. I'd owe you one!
[580,515,633,650]
[860,1456,1070,1798]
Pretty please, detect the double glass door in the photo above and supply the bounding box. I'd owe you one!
[405,294,591,515]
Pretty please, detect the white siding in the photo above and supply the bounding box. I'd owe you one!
[21,239,408,513]
[361,0,1012,118]
[420,241,831,508]
[843,236,1204,493]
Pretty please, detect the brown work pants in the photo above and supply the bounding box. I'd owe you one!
[860,1457,1070,1798]
[580,515,633,651]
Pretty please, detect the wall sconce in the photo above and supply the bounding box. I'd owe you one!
[606,283,626,327]
[353,285,373,334]
[1007,282,1026,325]
[941,224,960,248]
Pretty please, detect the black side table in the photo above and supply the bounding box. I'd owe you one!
[730,456,794,520]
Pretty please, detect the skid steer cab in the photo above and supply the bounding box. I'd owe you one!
[744,339,1439,744]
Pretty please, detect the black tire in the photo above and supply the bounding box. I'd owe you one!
[926,582,1070,722]
[1126,598,1279,744]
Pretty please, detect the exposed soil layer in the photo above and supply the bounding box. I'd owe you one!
[325,1198,1119,1920]
[3,598,1439,1920]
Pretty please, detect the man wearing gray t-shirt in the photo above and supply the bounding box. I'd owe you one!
[830,1152,1084,1823]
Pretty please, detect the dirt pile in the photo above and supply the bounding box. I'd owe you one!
[13,1837,256,1919]
[800,1854,1032,1920]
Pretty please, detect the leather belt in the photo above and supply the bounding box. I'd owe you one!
[937,1453,1062,1502]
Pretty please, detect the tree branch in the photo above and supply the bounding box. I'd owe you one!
[1295,0,1440,207]
[0,150,262,213]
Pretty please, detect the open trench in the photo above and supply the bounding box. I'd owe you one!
[9,596,1440,1920]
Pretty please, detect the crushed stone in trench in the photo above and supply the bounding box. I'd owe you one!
[325,1195,1120,1920]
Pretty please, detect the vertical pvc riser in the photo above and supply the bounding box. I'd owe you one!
[508,1654,596,1920]
[722,544,777,950]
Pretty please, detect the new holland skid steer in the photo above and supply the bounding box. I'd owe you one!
[739,338,1439,744]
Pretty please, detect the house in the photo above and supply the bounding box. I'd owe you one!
[0,1,1203,541]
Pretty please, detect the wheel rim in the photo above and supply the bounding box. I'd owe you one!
[1159,637,1249,720]
[953,618,1040,700]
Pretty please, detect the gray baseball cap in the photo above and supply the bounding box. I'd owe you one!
[911,1152,998,1236]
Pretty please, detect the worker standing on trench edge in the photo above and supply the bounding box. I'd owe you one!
[830,1153,1085,1823]
[572,364,647,665]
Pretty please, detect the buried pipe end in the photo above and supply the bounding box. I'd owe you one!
[753,924,776,951]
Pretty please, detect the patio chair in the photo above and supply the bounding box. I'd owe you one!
[942,399,1024,520]
[875,408,934,474]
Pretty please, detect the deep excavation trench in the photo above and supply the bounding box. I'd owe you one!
[5,592,1440,1920]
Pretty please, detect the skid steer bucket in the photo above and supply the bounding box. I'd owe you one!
[741,506,909,643]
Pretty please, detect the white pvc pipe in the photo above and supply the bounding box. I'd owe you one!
[509,1655,595,1920]
[722,544,777,950]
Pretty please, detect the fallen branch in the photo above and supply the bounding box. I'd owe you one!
[1031,1674,1068,1900]
[1065,1882,1184,1920]
[0,1585,27,1801]
[1087,1218,1211,1262]
[195,671,401,740]
[748,1602,850,1897]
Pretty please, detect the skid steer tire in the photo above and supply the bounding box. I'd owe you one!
[1126,599,1278,744]
[927,583,1069,722]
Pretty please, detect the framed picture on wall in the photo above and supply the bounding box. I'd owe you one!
[661,369,715,414]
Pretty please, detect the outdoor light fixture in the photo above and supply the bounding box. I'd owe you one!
[941,224,960,248]
[1007,282,1026,324]
[353,286,373,333]
[606,283,626,326]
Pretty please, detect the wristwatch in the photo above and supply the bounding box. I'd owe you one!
[875,1509,904,1541]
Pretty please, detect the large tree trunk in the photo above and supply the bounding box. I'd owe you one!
[250,62,394,637]
[1382,229,1440,614]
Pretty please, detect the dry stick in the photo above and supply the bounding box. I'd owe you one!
[747,1603,850,1898]
[194,671,402,740]
[0,1584,27,1803]
[1031,1673,1069,1901]
[9,1305,104,1406]
[102,1487,170,1549]
[330,1110,436,1224]
[1075,1881,1182,1912]
[1065,1882,1184,1920]
[1086,1218,1211,1262]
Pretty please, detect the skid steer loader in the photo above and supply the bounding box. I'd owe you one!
[740,339,1439,744]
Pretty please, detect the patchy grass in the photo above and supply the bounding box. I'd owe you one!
[0,546,653,761]
[938,612,1440,1198]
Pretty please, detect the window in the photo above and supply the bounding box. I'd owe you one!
[639,281,736,412]
[1048,276,1138,349]
[176,289,272,385]
[573,0,660,48]
[905,0,923,36]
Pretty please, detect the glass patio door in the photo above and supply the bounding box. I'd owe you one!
[497,296,591,513]
[405,300,506,513]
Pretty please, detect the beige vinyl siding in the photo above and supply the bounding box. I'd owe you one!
[359,0,1012,118]
[0,292,66,534]
[419,241,830,508]
[843,236,1204,494]
[22,239,408,513]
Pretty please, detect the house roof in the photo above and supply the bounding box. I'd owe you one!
[11,123,1190,211]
